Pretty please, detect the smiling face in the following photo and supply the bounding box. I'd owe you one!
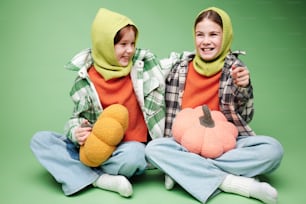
[114,26,136,67]
[194,19,223,61]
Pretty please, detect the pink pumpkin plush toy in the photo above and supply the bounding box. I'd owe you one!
[172,105,238,158]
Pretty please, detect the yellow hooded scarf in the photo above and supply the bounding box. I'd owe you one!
[193,7,233,77]
[91,8,137,80]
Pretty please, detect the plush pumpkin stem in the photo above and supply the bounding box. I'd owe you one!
[199,105,215,128]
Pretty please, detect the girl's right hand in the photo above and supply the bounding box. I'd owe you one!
[74,120,92,146]
[231,65,250,87]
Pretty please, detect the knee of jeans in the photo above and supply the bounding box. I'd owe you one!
[127,143,146,163]
[145,140,154,156]
[30,131,62,152]
[263,136,284,167]
[145,138,165,158]
[119,143,147,176]
[30,131,48,150]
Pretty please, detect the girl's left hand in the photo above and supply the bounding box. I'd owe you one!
[231,65,250,87]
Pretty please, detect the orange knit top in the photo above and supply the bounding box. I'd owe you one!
[88,66,148,142]
[182,62,221,111]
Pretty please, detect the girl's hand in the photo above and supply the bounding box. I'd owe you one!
[74,120,92,146]
[231,65,250,87]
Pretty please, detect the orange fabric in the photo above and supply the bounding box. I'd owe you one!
[182,62,221,111]
[88,66,147,142]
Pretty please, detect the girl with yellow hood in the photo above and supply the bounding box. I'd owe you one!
[145,7,283,204]
[31,8,166,197]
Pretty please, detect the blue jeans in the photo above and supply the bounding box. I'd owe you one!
[145,136,283,203]
[30,131,147,195]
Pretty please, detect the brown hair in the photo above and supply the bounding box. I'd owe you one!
[114,24,138,44]
[194,9,223,29]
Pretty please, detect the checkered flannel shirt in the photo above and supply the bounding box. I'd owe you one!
[64,48,167,145]
[161,51,256,137]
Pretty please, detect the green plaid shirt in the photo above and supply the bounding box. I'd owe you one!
[160,50,256,137]
[64,48,166,145]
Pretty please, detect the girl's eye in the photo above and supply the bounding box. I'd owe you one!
[210,32,221,37]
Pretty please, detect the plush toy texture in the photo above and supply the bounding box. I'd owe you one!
[80,104,129,167]
[172,105,238,158]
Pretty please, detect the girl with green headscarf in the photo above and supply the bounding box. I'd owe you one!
[31,8,166,198]
[146,7,283,204]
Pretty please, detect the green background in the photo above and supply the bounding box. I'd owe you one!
[1,0,305,203]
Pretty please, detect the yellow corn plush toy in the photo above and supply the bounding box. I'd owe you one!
[79,104,129,167]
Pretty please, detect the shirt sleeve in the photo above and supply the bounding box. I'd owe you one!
[64,78,97,146]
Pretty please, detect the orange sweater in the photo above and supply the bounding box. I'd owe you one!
[88,66,147,142]
[182,62,221,110]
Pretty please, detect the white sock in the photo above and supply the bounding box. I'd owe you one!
[93,174,133,197]
[250,181,278,204]
[219,174,277,204]
[165,174,175,190]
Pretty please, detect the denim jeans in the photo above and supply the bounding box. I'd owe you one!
[30,131,147,195]
[145,136,283,203]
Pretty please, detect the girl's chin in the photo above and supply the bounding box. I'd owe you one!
[119,61,129,67]
[200,54,216,61]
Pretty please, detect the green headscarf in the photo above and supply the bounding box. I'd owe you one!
[91,8,137,80]
[193,7,233,77]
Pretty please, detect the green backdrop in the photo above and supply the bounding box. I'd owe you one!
[1,0,306,203]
